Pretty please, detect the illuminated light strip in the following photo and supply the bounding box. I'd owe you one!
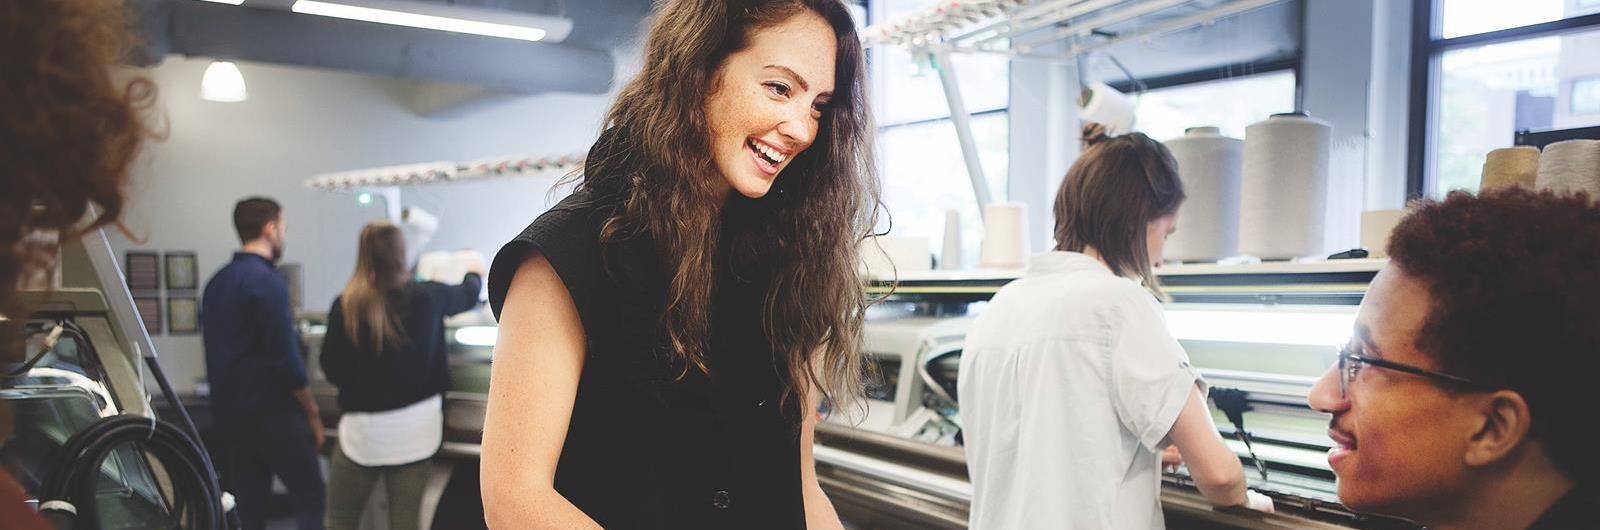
[1164,307,1356,346]
[293,0,549,42]
[452,326,497,347]
[866,283,1370,296]
[865,286,1001,294]
[1162,283,1370,293]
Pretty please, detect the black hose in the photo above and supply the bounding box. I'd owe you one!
[38,414,226,529]
[24,319,234,528]
[140,339,239,529]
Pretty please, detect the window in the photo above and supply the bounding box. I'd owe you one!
[1415,0,1600,195]
[1133,70,1298,142]
[874,43,1010,125]
[870,0,1010,268]
[878,113,1009,268]
[1440,0,1595,38]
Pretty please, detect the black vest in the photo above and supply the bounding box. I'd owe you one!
[487,183,805,529]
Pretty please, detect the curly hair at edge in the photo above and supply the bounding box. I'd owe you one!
[0,0,160,358]
[574,0,881,413]
[1386,186,1600,481]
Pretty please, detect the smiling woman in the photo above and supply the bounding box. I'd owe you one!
[478,1,879,529]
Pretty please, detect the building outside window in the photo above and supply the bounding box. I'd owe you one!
[1419,0,1600,195]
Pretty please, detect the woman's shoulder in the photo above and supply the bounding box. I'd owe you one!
[515,190,613,241]
[496,190,622,268]
[488,189,623,320]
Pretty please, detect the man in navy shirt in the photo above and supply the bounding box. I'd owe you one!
[202,197,325,530]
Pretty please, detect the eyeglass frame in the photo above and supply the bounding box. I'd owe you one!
[1335,344,1495,398]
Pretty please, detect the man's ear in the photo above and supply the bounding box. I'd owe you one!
[1463,390,1533,468]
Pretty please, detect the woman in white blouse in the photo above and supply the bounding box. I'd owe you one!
[958,123,1274,529]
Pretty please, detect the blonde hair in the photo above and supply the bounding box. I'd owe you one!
[339,221,408,353]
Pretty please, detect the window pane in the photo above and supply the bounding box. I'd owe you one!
[878,113,1009,268]
[1439,0,1598,39]
[1132,70,1297,142]
[874,44,1010,126]
[1432,28,1600,195]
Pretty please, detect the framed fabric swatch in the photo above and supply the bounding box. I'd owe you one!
[133,295,162,335]
[168,296,199,334]
[165,251,199,291]
[125,251,160,292]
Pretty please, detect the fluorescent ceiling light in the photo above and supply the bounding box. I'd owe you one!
[292,0,572,43]
[198,0,245,5]
[1163,307,1357,346]
[201,61,248,102]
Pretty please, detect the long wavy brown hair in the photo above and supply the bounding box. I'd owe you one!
[577,0,879,411]
[0,0,159,359]
[338,221,409,354]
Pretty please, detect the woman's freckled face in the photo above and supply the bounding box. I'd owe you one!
[704,11,837,199]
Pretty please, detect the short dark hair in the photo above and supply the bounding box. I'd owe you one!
[232,197,281,244]
[1053,122,1186,296]
[1388,187,1600,481]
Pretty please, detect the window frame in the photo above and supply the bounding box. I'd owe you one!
[1104,54,1300,97]
[866,0,1013,204]
[1407,2,1600,197]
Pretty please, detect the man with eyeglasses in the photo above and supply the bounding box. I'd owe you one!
[1307,187,1598,530]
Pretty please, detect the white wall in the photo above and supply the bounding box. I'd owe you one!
[1008,47,1080,253]
[115,55,635,393]
[1301,0,1377,254]
[1301,0,1417,251]
[1366,0,1414,209]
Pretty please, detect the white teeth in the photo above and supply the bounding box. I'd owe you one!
[751,140,786,164]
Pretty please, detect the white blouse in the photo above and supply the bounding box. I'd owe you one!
[337,394,443,467]
[959,251,1206,530]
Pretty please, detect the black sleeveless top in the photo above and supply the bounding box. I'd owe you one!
[486,172,805,528]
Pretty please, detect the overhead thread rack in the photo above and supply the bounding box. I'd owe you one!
[304,153,585,192]
[862,0,1286,58]
[859,0,1288,219]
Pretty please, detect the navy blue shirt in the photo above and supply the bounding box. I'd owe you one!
[202,252,308,432]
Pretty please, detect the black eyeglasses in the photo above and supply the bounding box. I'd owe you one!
[1336,345,1493,398]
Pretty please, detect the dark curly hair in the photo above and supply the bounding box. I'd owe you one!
[1387,187,1600,481]
[0,0,159,358]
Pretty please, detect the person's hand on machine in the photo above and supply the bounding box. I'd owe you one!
[1161,445,1183,473]
[1243,490,1275,514]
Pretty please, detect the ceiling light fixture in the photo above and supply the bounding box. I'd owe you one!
[200,61,248,103]
[198,0,246,5]
[291,0,572,43]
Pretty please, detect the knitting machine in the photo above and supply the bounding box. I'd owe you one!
[814,260,1423,530]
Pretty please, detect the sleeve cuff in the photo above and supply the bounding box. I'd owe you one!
[1138,363,1205,451]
